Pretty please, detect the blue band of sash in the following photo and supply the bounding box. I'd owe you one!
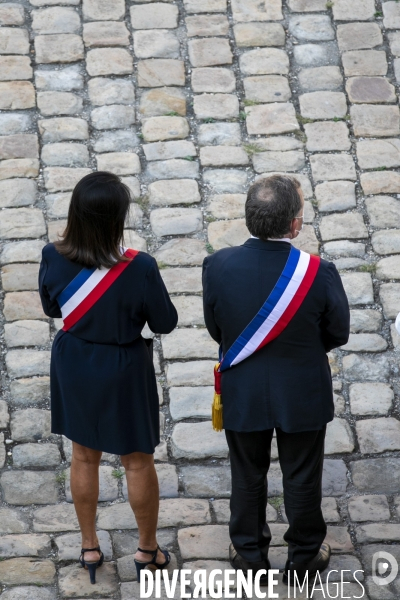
[220,246,300,371]
[57,265,97,308]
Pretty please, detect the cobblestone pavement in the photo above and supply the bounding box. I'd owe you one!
[2,0,400,598]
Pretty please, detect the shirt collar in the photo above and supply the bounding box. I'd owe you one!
[251,235,292,244]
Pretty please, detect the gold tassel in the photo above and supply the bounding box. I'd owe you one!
[212,392,223,432]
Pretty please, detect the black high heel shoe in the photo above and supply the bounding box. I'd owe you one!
[79,546,104,584]
[134,545,171,582]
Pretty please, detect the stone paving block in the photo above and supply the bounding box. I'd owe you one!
[4,319,49,347]
[0,208,46,240]
[343,354,389,382]
[191,68,236,93]
[299,65,343,92]
[0,558,56,586]
[193,94,239,120]
[38,117,88,142]
[0,508,30,534]
[352,458,400,493]
[13,443,61,468]
[88,78,135,106]
[35,34,84,64]
[0,157,39,180]
[348,495,390,522]
[325,240,366,258]
[198,123,241,146]
[96,152,140,175]
[358,140,400,170]
[42,143,89,167]
[337,22,383,51]
[178,525,229,560]
[91,105,135,130]
[350,309,382,333]
[234,22,285,47]
[33,504,79,532]
[134,30,179,59]
[389,31,400,56]
[172,422,228,459]
[0,400,9,428]
[140,87,186,116]
[315,181,356,213]
[231,0,283,22]
[86,48,133,76]
[322,460,348,496]
[161,268,202,294]
[0,471,58,505]
[325,526,354,553]
[342,333,387,352]
[208,219,249,251]
[351,105,400,138]
[59,562,118,598]
[37,91,83,116]
[304,121,350,152]
[147,158,199,180]
[47,219,67,243]
[244,74,291,103]
[0,4,25,25]
[361,170,400,195]
[340,272,373,305]
[383,1,400,28]
[252,150,305,173]
[56,530,112,562]
[6,349,50,378]
[300,91,347,119]
[240,48,289,75]
[0,533,52,559]
[346,77,396,104]
[208,194,245,219]
[137,59,185,87]
[332,0,375,20]
[294,43,339,68]
[143,140,195,161]
[325,418,355,454]
[246,103,298,135]
[4,291,46,321]
[342,50,387,77]
[44,167,91,192]
[155,239,207,266]
[162,329,217,360]
[11,408,51,442]
[0,56,32,81]
[376,255,400,280]
[200,146,249,168]
[310,154,356,183]
[186,14,229,37]
[130,3,178,29]
[0,82,35,110]
[0,178,37,208]
[10,377,50,406]
[35,65,83,91]
[94,131,140,153]
[83,21,130,47]
[32,7,80,34]
[372,229,400,255]
[357,417,400,454]
[83,0,125,21]
[148,179,200,205]
[184,0,226,11]
[288,0,327,9]
[151,208,202,237]
[188,38,232,68]
[289,15,334,42]
[0,28,29,55]
[142,116,189,142]
[169,386,213,421]
[123,229,147,252]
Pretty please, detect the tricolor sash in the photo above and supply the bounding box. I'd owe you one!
[212,246,320,431]
[58,248,138,331]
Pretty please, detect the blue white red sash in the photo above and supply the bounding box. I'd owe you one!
[58,248,138,331]
[212,246,320,431]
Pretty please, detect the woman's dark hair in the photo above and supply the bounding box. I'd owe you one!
[245,175,302,240]
[54,171,131,269]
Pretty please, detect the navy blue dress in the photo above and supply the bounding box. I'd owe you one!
[39,243,178,455]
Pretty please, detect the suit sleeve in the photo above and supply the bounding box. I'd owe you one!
[321,262,350,352]
[144,258,178,334]
[38,252,62,318]
[202,256,222,344]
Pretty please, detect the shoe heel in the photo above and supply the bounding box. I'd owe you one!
[87,562,97,584]
[134,560,148,583]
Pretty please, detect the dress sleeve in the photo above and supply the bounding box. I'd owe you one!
[38,252,62,318]
[143,258,178,334]
[321,261,350,352]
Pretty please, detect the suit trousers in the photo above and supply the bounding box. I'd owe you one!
[225,426,327,564]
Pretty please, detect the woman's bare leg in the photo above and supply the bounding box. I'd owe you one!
[71,441,102,563]
[121,451,165,563]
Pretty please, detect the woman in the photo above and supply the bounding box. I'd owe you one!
[39,171,178,584]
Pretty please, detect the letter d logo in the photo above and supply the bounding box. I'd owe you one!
[372,551,398,586]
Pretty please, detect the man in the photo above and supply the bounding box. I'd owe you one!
[202,175,350,585]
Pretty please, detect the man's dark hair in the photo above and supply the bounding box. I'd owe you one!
[245,175,302,240]
[55,171,131,268]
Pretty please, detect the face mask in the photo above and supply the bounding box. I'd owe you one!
[295,216,304,234]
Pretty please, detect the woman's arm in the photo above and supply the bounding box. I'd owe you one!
[38,253,62,318]
[143,258,178,334]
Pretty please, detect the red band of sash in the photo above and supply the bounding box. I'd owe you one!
[63,248,139,331]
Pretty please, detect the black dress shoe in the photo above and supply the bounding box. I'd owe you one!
[282,543,331,586]
[229,543,271,586]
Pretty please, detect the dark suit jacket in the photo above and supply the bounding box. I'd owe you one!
[202,239,350,433]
